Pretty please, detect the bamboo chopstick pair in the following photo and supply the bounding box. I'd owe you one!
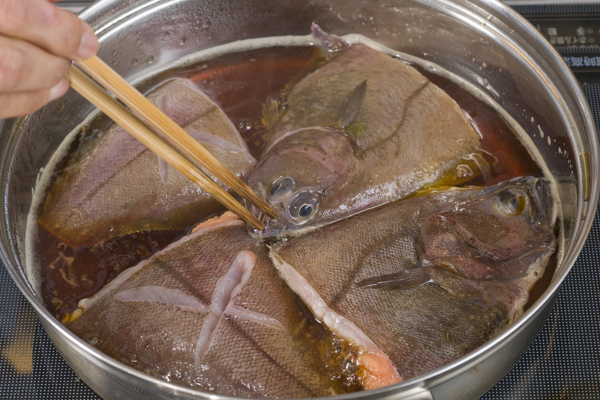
[66,57,276,230]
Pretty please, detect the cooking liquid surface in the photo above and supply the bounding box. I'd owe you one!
[33,44,551,388]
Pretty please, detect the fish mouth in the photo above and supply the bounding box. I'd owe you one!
[246,202,323,239]
[531,177,556,229]
[244,199,273,238]
[244,201,293,239]
[248,215,320,240]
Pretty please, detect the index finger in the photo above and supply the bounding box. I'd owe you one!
[0,0,98,60]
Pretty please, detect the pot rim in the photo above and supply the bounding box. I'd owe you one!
[0,0,598,398]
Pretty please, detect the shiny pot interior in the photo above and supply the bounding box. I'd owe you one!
[0,0,598,399]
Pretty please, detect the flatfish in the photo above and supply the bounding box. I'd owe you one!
[40,79,255,248]
[66,213,357,397]
[271,177,555,380]
[248,25,480,237]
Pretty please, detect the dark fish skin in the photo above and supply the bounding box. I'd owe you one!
[67,213,342,398]
[40,79,255,248]
[271,177,555,381]
[248,28,480,238]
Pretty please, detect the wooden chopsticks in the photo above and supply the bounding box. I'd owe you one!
[66,58,275,230]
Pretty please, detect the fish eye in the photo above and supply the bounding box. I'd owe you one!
[269,177,296,199]
[494,188,528,216]
[289,192,319,222]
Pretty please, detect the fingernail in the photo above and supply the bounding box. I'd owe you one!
[77,31,99,60]
[48,79,69,102]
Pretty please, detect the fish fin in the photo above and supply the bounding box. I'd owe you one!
[191,211,241,234]
[261,99,281,130]
[338,80,367,129]
[155,92,174,120]
[357,268,431,290]
[184,127,241,152]
[311,23,348,54]
[158,155,169,184]
[346,121,367,145]
[115,286,210,313]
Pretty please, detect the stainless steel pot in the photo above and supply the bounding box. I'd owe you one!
[0,0,597,399]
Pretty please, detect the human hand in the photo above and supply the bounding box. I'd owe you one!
[0,0,99,119]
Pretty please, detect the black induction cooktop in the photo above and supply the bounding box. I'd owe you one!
[1,3,600,399]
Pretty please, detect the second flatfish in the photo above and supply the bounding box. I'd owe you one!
[249,25,481,237]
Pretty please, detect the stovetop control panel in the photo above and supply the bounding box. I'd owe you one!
[516,4,600,83]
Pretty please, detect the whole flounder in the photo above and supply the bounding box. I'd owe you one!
[271,177,555,381]
[40,79,255,248]
[248,25,480,237]
[67,213,356,398]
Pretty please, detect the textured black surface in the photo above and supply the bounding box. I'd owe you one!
[512,3,600,15]
[0,264,99,398]
[2,5,600,400]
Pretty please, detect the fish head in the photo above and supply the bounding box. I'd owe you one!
[248,128,356,238]
[420,176,556,280]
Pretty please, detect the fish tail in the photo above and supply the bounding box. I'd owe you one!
[311,23,348,54]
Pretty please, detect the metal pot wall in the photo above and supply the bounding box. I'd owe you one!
[0,0,597,399]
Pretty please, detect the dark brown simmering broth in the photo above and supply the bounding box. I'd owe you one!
[35,44,549,325]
